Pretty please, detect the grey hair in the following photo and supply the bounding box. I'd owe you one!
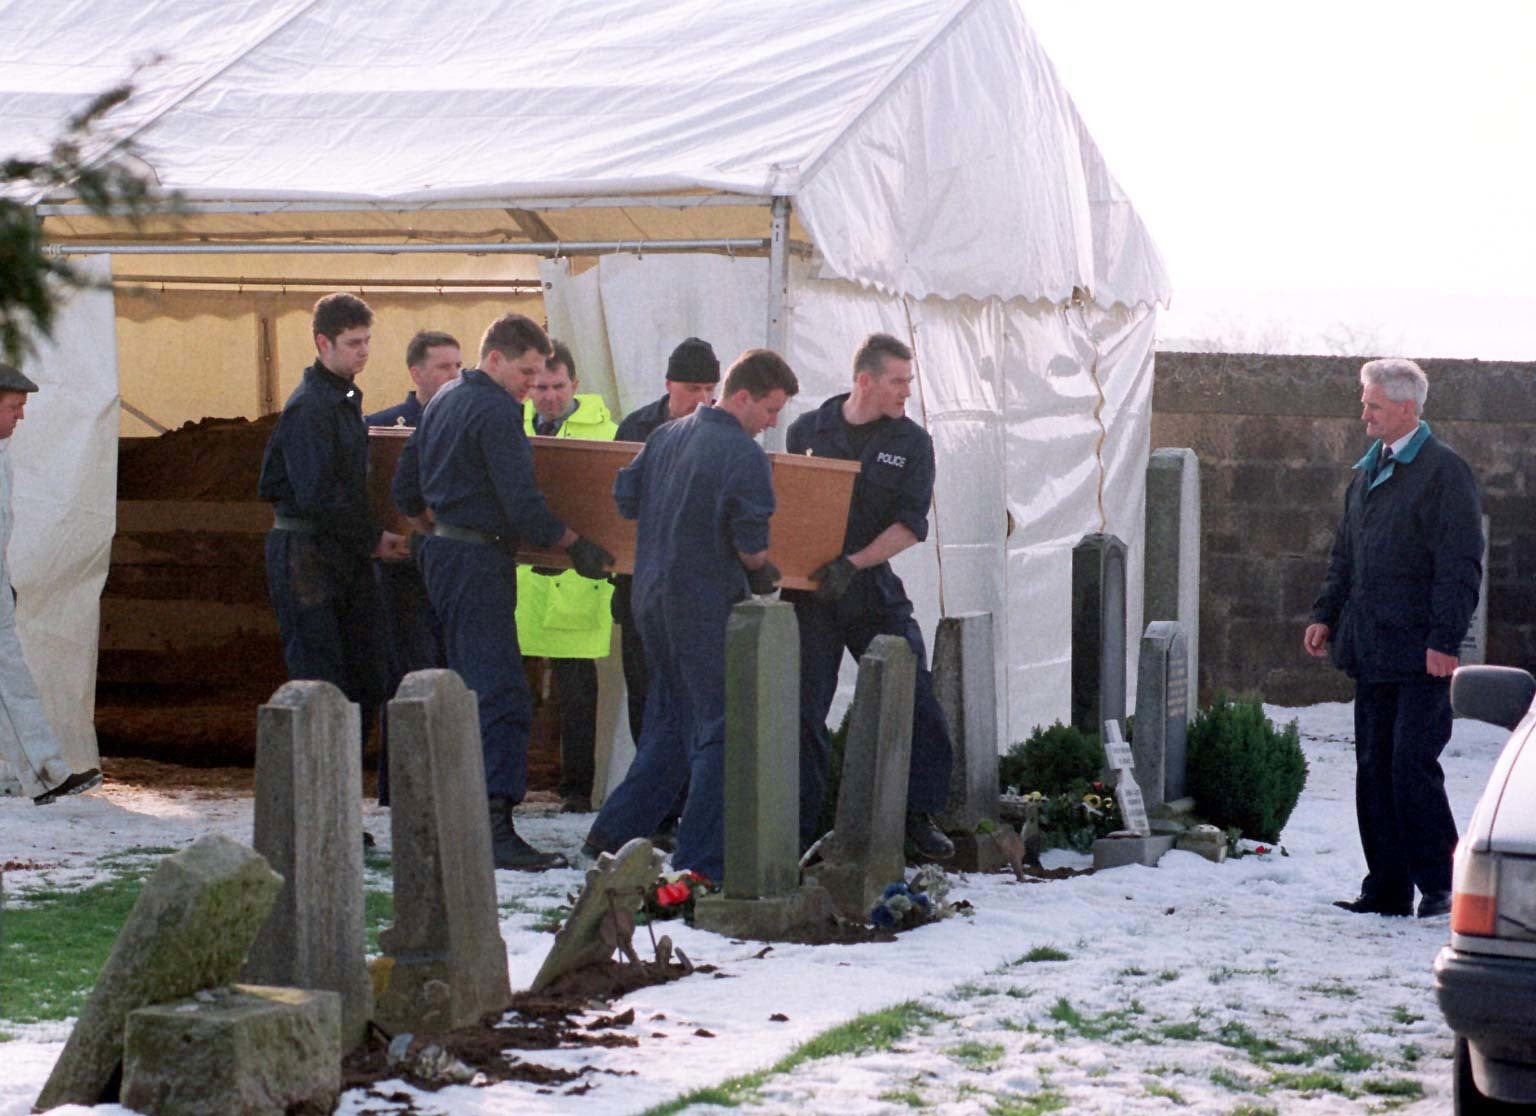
[1360,358,1427,414]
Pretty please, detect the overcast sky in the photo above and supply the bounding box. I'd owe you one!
[1021,1,1536,360]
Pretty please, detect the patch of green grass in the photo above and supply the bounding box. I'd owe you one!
[1207,965,1276,986]
[1399,1043,1423,1065]
[948,1041,1005,1069]
[1119,965,1148,977]
[1004,987,1032,1000]
[0,1031,14,1042]
[1390,1005,1423,1025]
[364,888,394,954]
[644,1002,945,1115]
[1267,1070,1351,1096]
[1156,969,1181,983]
[987,1092,1068,1116]
[1361,1077,1424,1098]
[1144,1080,1186,1103]
[1311,1036,1374,1073]
[1020,945,1070,963]
[1045,997,1144,1042]
[532,905,571,934]
[1209,1066,1258,1092]
[878,1087,927,1108]
[0,874,152,1022]
[1162,1022,1202,1042]
[1228,1107,1278,1116]
[1302,980,1359,999]
[953,981,997,1000]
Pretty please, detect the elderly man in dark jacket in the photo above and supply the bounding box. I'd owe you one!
[1305,358,1482,920]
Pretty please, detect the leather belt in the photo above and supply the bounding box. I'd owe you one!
[272,514,318,534]
[433,522,509,546]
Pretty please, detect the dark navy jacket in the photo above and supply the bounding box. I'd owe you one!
[257,362,376,558]
[784,393,934,613]
[617,405,774,618]
[1311,422,1483,683]
[366,392,423,429]
[400,368,565,548]
[615,395,673,444]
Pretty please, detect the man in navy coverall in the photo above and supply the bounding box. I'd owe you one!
[259,293,409,765]
[395,313,614,871]
[585,349,797,883]
[1305,358,1482,920]
[786,333,955,861]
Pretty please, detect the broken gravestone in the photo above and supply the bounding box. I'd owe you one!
[530,839,664,992]
[375,669,511,1034]
[1091,721,1174,870]
[35,835,282,1111]
[120,985,340,1116]
[244,680,372,1051]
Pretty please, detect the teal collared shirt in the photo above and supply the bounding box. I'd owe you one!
[1354,420,1431,491]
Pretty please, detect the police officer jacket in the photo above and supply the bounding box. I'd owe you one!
[366,391,423,429]
[257,362,377,560]
[785,392,934,612]
[1311,422,1482,683]
[615,394,673,444]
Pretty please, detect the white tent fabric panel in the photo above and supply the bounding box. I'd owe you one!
[8,259,119,770]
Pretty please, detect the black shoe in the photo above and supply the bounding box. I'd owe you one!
[489,798,568,872]
[560,794,593,814]
[905,812,955,861]
[33,768,103,805]
[1333,894,1412,917]
[1417,891,1452,919]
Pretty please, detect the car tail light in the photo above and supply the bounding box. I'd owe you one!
[1451,844,1497,937]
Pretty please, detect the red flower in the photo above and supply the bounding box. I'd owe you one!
[1255,845,1269,855]
[655,882,692,907]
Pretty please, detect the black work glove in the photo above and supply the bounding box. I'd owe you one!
[566,536,616,579]
[745,560,781,596]
[811,555,857,602]
[531,566,563,577]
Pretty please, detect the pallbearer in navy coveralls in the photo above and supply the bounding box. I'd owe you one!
[259,294,409,765]
[588,350,798,884]
[786,333,956,861]
[394,313,614,871]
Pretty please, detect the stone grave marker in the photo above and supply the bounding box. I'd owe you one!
[244,680,372,1051]
[1072,533,1127,735]
[375,670,512,1034]
[1144,448,1201,718]
[1134,621,1190,810]
[933,611,1000,833]
[806,635,915,923]
[35,836,282,1111]
[531,839,664,992]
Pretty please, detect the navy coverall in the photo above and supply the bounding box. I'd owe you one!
[784,393,955,849]
[1311,421,1482,908]
[589,405,775,883]
[258,362,387,718]
[394,368,568,802]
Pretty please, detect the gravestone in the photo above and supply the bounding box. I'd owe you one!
[695,601,837,939]
[1143,449,1200,718]
[1102,721,1149,837]
[1072,533,1127,735]
[1458,514,1491,666]
[531,839,664,991]
[1133,622,1190,810]
[244,681,372,1051]
[375,670,511,1034]
[35,836,282,1111]
[805,635,915,922]
[933,611,1000,833]
[121,985,340,1116]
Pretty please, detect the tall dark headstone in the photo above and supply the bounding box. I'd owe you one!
[1133,622,1190,807]
[1071,533,1127,735]
[1144,448,1201,718]
[933,611,999,833]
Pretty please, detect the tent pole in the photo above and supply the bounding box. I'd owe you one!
[51,238,777,257]
[763,195,792,451]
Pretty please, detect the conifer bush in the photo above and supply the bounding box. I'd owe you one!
[1186,695,1308,844]
[998,721,1103,796]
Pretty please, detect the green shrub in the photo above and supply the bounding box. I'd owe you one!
[1186,695,1308,843]
[999,721,1103,796]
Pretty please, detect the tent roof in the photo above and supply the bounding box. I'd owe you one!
[2,0,1170,308]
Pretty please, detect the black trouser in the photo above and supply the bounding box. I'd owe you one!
[1353,677,1458,905]
[374,558,444,805]
[551,657,598,801]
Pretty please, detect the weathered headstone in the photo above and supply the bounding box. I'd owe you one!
[805,636,915,922]
[35,836,282,1111]
[1458,514,1492,666]
[244,681,372,1051]
[531,839,664,992]
[933,611,1000,833]
[375,670,511,1034]
[1133,622,1191,810]
[1144,448,1201,718]
[1071,533,1127,735]
[121,985,340,1116]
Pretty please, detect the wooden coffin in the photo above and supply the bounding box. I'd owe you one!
[368,429,860,591]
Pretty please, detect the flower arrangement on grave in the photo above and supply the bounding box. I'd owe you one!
[868,864,958,929]
[642,870,712,921]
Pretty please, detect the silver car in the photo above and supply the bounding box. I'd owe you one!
[1435,665,1536,1113]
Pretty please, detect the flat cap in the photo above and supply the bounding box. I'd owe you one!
[666,337,720,384]
[0,363,39,393]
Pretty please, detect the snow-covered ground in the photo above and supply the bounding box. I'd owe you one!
[0,703,1512,1115]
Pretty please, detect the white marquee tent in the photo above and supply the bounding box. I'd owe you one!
[2,0,1170,773]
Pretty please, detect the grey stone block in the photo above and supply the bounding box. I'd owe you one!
[376,670,511,1034]
[120,985,340,1116]
[1072,534,1127,734]
[1133,622,1191,808]
[1091,833,1177,870]
[1176,825,1229,864]
[693,884,836,941]
[1144,449,1200,719]
[933,611,1000,833]
[245,681,372,1051]
[35,836,282,1111]
[722,600,800,900]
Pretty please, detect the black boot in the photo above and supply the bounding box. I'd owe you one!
[905,811,955,861]
[488,797,569,872]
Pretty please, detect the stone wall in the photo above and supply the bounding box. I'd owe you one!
[1151,352,1536,706]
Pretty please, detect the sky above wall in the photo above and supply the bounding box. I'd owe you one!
[1022,0,1536,360]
